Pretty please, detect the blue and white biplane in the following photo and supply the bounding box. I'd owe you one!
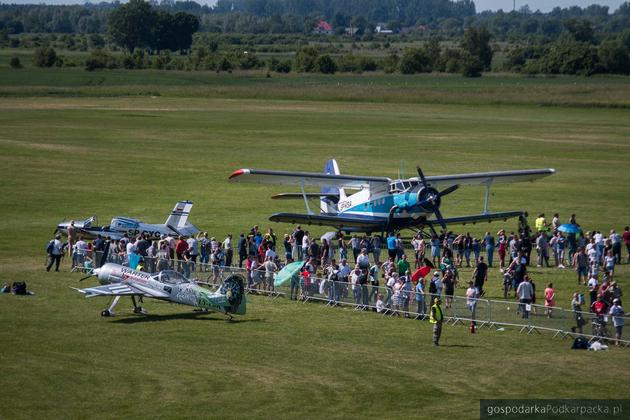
[229,160,555,235]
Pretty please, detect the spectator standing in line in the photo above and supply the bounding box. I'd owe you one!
[46,234,64,272]
[544,283,556,318]
[136,234,150,258]
[368,262,380,304]
[498,236,507,270]
[396,233,405,261]
[430,297,444,346]
[430,234,441,266]
[472,237,481,265]
[223,234,233,267]
[572,247,589,285]
[162,233,174,260]
[516,276,534,319]
[263,256,277,292]
[443,270,455,309]
[609,298,625,346]
[552,213,560,232]
[472,256,488,297]
[371,235,382,265]
[199,233,210,270]
[397,254,410,276]
[604,250,616,281]
[73,235,88,268]
[536,232,550,267]
[351,235,361,263]
[187,235,198,272]
[175,236,189,271]
[67,220,76,265]
[466,281,479,319]
[623,226,630,264]
[464,233,473,267]
[356,247,370,269]
[571,292,586,334]
[387,232,398,261]
[556,232,566,268]
[483,231,495,268]
[415,277,426,317]
[293,225,304,260]
[283,234,293,263]
[301,231,310,260]
[237,233,247,267]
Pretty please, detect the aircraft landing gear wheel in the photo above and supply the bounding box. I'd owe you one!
[101,310,111,317]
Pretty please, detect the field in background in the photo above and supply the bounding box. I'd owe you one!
[1,68,629,418]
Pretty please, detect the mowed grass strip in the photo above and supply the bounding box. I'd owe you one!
[0,76,629,418]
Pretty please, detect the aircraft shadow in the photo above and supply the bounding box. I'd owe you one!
[438,344,475,348]
[111,312,263,324]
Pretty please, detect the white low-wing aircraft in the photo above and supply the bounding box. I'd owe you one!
[55,201,200,240]
[229,160,555,235]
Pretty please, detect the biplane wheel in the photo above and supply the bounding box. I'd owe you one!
[101,310,111,317]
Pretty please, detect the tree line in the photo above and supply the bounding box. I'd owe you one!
[2,1,629,40]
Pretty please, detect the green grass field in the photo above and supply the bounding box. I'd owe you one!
[1,65,629,419]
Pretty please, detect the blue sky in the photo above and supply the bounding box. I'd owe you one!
[1,0,627,13]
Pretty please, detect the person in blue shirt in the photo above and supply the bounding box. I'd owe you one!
[387,233,397,261]
[483,232,495,267]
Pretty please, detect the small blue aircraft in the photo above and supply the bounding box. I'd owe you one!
[229,160,555,235]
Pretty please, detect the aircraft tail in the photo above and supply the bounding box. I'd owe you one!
[321,159,344,215]
[165,201,193,229]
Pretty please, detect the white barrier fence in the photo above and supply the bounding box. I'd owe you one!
[78,251,629,348]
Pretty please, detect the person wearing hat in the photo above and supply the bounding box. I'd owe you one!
[430,297,444,346]
[609,298,625,346]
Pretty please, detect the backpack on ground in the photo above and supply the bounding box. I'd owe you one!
[12,282,27,295]
[571,335,588,350]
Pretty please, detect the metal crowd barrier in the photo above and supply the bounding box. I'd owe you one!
[78,251,629,348]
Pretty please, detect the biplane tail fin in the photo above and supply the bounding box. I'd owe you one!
[321,159,344,215]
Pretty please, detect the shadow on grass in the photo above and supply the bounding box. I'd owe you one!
[439,344,475,348]
[110,312,264,324]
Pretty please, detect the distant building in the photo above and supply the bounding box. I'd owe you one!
[345,26,359,36]
[313,20,333,35]
[375,23,394,35]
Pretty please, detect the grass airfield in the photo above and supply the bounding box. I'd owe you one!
[1,66,630,418]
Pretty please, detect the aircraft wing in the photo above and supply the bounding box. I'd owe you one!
[423,169,555,189]
[74,283,170,298]
[271,193,340,200]
[423,211,526,227]
[229,169,390,189]
[269,213,385,231]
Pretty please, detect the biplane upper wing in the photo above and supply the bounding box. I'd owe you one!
[423,169,555,189]
[229,169,390,189]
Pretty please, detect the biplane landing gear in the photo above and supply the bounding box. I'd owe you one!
[101,296,121,317]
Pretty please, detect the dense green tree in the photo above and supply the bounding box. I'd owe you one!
[461,26,493,70]
[316,54,337,74]
[9,56,21,68]
[598,41,630,74]
[108,0,156,51]
[33,46,58,67]
[399,48,432,74]
[294,46,319,72]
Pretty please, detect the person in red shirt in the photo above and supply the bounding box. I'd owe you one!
[591,294,608,320]
[623,226,630,264]
[175,236,189,271]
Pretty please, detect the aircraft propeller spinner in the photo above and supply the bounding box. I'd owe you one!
[415,165,459,230]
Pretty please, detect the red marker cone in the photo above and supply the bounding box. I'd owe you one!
[470,321,476,334]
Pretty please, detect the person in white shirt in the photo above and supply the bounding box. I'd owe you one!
[46,234,64,272]
[302,232,310,258]
[466,281,479,318]
[357,248,370,269]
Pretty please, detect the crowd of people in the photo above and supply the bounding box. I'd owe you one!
[46,214,628,344]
